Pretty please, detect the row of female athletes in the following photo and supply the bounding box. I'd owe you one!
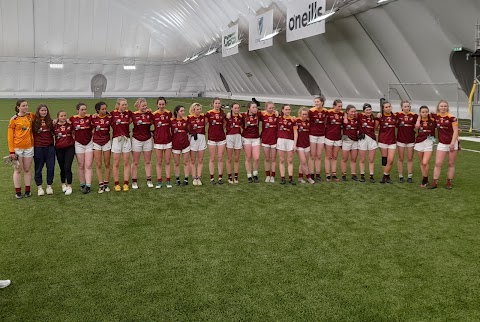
[7,95,458,198]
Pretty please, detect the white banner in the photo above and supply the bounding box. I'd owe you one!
[222,24,239,57]
[286,0,326,42]
[249,10,274,51]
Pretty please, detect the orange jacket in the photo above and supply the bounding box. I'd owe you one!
[8,113,34,153]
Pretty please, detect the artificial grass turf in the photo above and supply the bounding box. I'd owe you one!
[1,98,480,321]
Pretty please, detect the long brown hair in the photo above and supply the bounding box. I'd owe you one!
[15,99,27,113]
[33,104,53,133]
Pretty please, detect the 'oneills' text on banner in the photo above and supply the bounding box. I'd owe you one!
[249,10,274,51]
[222,24,239,57]
[286,0,326,42]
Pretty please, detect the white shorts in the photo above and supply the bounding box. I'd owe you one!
[358,136,378,151]
[226,134,242,149]
[414,140,434,152]
[75,140,93,154]
[309,135,325,144]
[132,138,153,152]
[93,141,112,152]
[208,140,226,146]
[243,137,261,146]
[378,143,397,150]
[277,138,295,152]
[397,142,415,148]
[325,138,342,147]
[154,142,172,150]
[342,139,359,151]
[297,146,311,153]
[437,141,459,152]
[14,147,34,158]
[111,136,132,154]
[172,147,191,154]
[190,134,207,151]
[262,143,277,148]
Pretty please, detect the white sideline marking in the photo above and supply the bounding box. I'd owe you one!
[459,136,480,143]
[461,148,480,153]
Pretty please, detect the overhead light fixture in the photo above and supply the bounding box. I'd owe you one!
[49,63,64,69]
[260,28,282,41]
[123,65,136,70]
[225,40,242,50]
[377,0,390,3]
[307,0,338,25]
[183,57,191,62]
[189,54,199,61]
[205,48,218,56]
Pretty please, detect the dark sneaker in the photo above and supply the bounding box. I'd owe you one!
[420,182,428,188]
[407,177,413,183]
[288,179,296,185]
[380,176,386,184]
[399,177,405,183]
[326,176,331,182]
[15,192,23,199]
[446,181,452,190]
[210,179,216,185]
[217,178,223,185]
[359,175,366,182]
[332,176,340,182]
[315,176,322,182]
[175,180,181,186]
[351,175,358,181]
[83,186,91,194]
[341,175,347,182]
[280,178,286,185]
[24,191,32,198]
[248,177,253,183]
[429,181,438,189]
[369,176,376,183]
[253,176,259,183]
[183,180,189,186]
[386,176,393,184]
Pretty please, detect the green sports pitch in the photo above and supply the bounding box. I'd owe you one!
[1,98,480,321]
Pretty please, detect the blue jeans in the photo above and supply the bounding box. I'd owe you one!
[34,145,56,186]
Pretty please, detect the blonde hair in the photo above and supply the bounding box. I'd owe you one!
[134,98,147,110]
[298,106,309,117]
[115,98,127,110]
[265,101,275,109]
[189,102,202,115]
[436,100,449,113]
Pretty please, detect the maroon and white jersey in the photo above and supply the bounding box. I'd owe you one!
[205,109,226,142]
[226,113,243,135]
[309,107,328,136]
[277,116,296,140]
[396,111,418,144]
[432,113,458,144]
[416,117,436,143]
[70,114,93,145]
[132,111,153,142]
[343,117,359,141]
[377,113,397,145]
[171,117,189,150]
[34,118,54,147]
[92,115,112,146]
[110,110,132,138]
[242,112,261,139]
[187,114,206,135]
[296,119,310,149]
[260,111,277,144]
[325,109,344,141]
[358,113,376,140]
[152,110,172,144]
[54,122,75,149]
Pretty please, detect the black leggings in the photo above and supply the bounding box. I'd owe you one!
[56,146,75,184]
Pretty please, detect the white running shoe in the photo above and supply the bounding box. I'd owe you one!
[166,181,173,188]
[265,176,271,183]
[62,184,67,192]
[46,186,53,195]
[104,186,110,192]
[37,186,45,196]
[98,187,104,194]
[192,178,198,186]
[298,178,306,184]
[269,177,275,183]
[65,187,72,195]
[307,178,315,184]
[147,181,154,188]
[0,280,11,288]
[197,179,203,186]
[132,182,138,189]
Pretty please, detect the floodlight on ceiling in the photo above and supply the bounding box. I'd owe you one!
[49,63,64,69]
[205,48,218,56]
[377,0,391,3]
[189,54,200,61]
[307,0,338,25]
[123,65,136,70]
[183,57,191,62]
[260,28,282,42]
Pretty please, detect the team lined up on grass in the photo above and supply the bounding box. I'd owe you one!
[7,96,459,198]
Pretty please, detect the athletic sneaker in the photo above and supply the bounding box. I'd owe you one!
[420,182,428,188]
[15,192,23,199]
[0,280,11,288]
[265,176,271,183]
[228,178,234,184]
[156,182,162,189]
[147,181,154,188]
[380,176,386,184]
[307,178,315,184]
[326,176,332,182]
[399,177,405,183]
[196,179,202,186]
[62,183,67,193]
[298,178,306,184]
[269,177,275,183]
[332,176,340,182]
[46,186,53,195]
[217,178,224,185]
[386,176,393,184]
[65,187,73,195]
[315,176,322,182]
[280,178,286,185]
[233,178,239,184]
[248,177,253,183]
[166,181,173,188]
[369,176,376,183]
[83,186,91,194]
[123,184,129,191]
[446,181,453,190]
[341,175,347,182]
[176,180,181,186]
[192,178,198,186]
[407,178,413,184]
[37,186,45,196]
[289,179,296,186]
[429,181,438,189]
[98,187,104,194]
[359,175,366,183]
[253,175,259,183]
[132,182,139,190]
[210,179,216,185]
[104,186,110,192]
[114,185,121,192]
[351,175,358,181]
[24,191,32,198]
[183,180,189,186]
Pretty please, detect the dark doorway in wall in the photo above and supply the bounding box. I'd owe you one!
[91,74,107,98]
[296,65,322,96]
[219,73,231,93]
[450,49,479,97]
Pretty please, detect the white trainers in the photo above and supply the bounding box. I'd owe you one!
[298,178,306,184]
[104,186,110,192]
[147,181,154,188]
[197,179,202,186]
[192,178,198,186]
[132,182,138,189]
[46,186,53,195]
[0,280,11,288]
[65,187,72,195]
[62,183,67,192]
[265,176,271,183]
[307,178,315,184]
[269,176,275,183]
[166,181,173,188]
[37,186,45,196]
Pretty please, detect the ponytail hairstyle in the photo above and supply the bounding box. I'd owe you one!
[246,101,258,117]
[231,102,240,115]
[212,97,226,118]
[33,104,53,132]
[157,97,167,105]
[15,99,27,114]
[76,102,86,111]
[280,104,290,117]
[95,101,108,114]
[315,95,326,106]
[189,102,202,115]
[173,105,184,118]
[400,100,411,112]
[345,104,356,116]
[362,103,372,111]
[332,99,343,108]
[381,101,391,115]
